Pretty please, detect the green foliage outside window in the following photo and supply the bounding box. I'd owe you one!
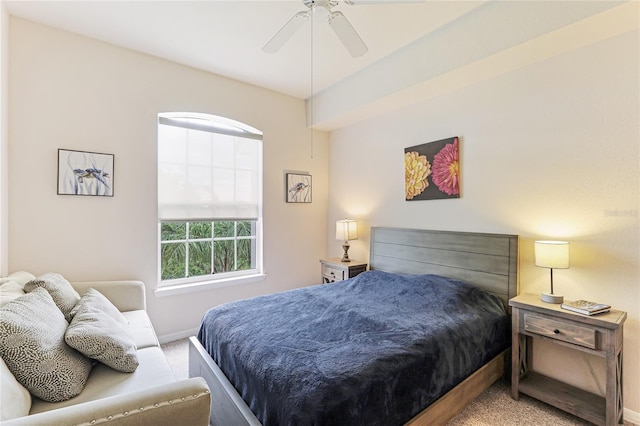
[160,221,255,281]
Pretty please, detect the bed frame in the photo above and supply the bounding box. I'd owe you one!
[189,227,519,426]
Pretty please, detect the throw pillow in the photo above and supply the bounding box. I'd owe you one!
[65,306,139,373]
[70,288,127,325]
[0,356,31,421]
[0,281,25,307]
[0,288,92,402]
[0,271,36,287]
[24,273,80,321]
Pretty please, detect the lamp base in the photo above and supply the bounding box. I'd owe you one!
[341,243,351,262]
[541,292,563,304]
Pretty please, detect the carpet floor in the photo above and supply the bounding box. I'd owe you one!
[161,338,632,425]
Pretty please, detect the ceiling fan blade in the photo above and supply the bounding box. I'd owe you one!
[263,11,310,54]
[328,11,368,58]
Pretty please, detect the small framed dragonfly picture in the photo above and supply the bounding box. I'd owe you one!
[57,149,114,197]
[286,173,311,203]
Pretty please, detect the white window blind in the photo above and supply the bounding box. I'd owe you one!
[158,113,262,221]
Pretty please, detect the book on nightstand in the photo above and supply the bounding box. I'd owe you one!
[561,300,611,316]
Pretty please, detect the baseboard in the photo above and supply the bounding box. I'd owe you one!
[158,327,199,345]
[625,407,640,425]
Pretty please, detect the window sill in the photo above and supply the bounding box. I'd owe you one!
[154,273,266,297]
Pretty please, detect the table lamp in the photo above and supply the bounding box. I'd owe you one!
[336,219,358,262]
[534,240,569,303]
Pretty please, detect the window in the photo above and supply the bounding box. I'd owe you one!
[157,112,263,290]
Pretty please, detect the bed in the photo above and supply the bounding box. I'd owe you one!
[189,227,518,425]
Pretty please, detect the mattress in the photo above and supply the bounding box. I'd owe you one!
[197,270,510,425]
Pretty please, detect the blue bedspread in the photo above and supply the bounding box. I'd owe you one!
[197,271,510,425]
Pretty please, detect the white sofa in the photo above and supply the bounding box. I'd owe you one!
[0,273,211,425]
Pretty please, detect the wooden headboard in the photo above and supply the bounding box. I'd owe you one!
[369,227,518,310]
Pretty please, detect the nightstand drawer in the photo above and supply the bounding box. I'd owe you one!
[524,313,597,349]
[322,265,345,281]
[320,258,367,284]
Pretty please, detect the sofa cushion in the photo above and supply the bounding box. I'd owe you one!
[70,288,127,325]
[121,310,160,349]
[0,356,31,421]
[24,273,80,322]
[30,346,176,414]
[0,288,92,402]
[65,305,139,373]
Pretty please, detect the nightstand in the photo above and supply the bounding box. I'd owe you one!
[319,258,367,283]
[509,293,626,426]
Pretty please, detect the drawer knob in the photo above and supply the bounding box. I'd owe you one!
[554,329,560,334]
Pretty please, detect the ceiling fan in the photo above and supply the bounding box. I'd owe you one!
[263,0,421,58]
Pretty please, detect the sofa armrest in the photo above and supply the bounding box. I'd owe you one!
[2,378,210,426]
[72,280,146,312]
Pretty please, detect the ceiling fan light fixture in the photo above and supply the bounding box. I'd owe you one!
[263,0,367,58]
[303,0,339,8]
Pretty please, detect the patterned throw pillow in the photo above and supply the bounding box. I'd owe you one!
[69,288,127,325]
[65,306,139,373]
[0,288,92,402]
[24,273,80,322]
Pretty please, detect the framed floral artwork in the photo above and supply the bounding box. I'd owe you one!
[57,149,114,196]
[404,137,459,201]
[286,173,312,203]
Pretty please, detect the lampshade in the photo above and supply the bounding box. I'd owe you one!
[534,241,570,269]
[336,220,358,242]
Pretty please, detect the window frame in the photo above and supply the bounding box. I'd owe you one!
[155,113,264,295]
[159,220,259,284]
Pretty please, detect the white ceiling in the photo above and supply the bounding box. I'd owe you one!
[4,1,636,131]
[4,0,484,99]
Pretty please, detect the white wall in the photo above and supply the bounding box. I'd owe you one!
[8,17,329,341]
[328,30,639,415]
[0,2,8,275]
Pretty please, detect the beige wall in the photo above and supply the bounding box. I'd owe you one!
[6,6,639,420]
[8,17,329,340]
[0,2,8,275]
[327,29,639,415]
